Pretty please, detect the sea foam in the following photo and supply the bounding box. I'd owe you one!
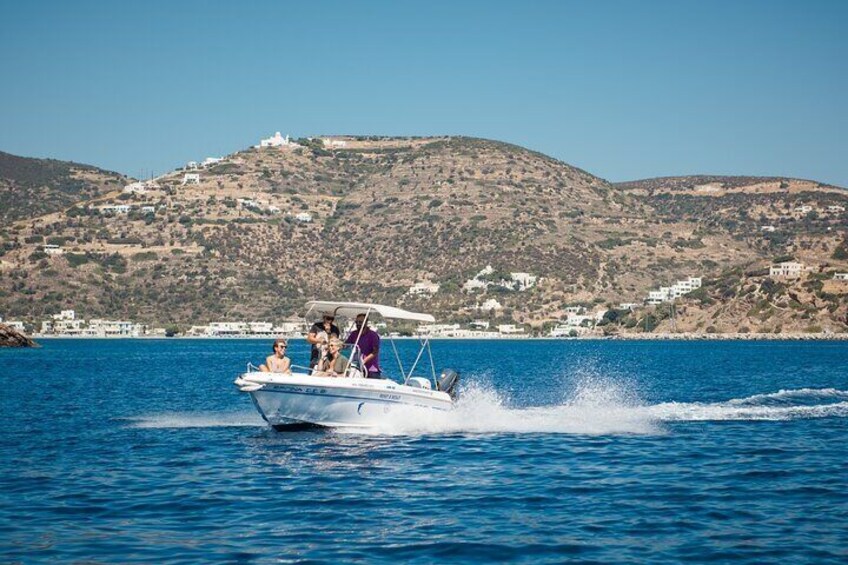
[126,382,848,434]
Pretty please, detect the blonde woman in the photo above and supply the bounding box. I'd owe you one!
[318,337,349,377]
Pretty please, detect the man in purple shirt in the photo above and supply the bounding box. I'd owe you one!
[345,313,381,378]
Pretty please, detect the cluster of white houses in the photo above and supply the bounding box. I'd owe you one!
[95,204,159,215]
[416,321,527,338]
[36,310,153,337]
[645,277,703,305]
[768,261,848,281]
[405,267,537,299]
[186,321,306,337]
[462,266,538,293]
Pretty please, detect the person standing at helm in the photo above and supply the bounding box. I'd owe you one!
[307,314,340,370]
[345,313,381,378]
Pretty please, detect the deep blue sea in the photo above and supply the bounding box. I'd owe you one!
[2,338,848,563]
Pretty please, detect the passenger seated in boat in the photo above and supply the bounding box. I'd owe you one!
[307,315,340,370]
[316,337,349,377]
[259,339,292,374]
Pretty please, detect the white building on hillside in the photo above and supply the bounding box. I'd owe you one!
[247,322,275,335]
[646,289,669,305]
[645,276,702,304]
[549,323,591,338]
[462,266,536,292]
[101,204,131,214]
[510,272,537,291]
[671,277,702,297]
[202,157,222,167]
[183,173,200,185]
[760,225,777,232]
[275,322,307,335]
[794,205,813,214]
[259,132,300,148]
[86,319,143,337]
[478,298,502,311]
[43,244,64,256]
[827,205,845,213]
[54,318,86,334]
[564,313,595,327]
[833,273,848,281]
[497,324,526,335]
[53,310,76,321]
[417,324,461,337]
[123,182,148,195]
[295,212,313,223]
[770,261,812,279]
[408,281,440,296]
[207,322,249,336]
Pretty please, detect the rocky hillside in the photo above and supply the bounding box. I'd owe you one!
[0,151,129,222]
[0,138,846,333]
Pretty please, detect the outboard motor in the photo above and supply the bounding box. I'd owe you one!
[436,369,460,399]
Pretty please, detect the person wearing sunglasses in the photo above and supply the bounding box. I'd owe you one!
[259,339,292,374]
[315,337,350,377]
[307,314,340,370]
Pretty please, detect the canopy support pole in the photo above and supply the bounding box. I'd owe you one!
[426,339,437,385]
[390,337,406,382]
[406,338,428,382]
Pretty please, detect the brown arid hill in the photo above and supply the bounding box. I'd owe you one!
[596,265,848,336]
[0,150,129,222]
[0,138,846,334]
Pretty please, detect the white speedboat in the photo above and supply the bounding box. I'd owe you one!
[234,301,459,429]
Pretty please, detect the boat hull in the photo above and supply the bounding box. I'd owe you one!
[235,372,452,428]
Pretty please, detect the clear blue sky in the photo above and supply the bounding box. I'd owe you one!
[1,0,846,185]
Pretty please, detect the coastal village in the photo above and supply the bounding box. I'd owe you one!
[2,134,848,340]
[6,257,847,339]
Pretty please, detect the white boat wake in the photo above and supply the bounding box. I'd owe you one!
[349,381,848,436]
[125,412,265,429]
[125,382,848,435]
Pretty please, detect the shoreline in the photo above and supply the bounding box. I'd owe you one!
[28,332,848,341]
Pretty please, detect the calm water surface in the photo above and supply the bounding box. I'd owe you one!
[1,339,847,563]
